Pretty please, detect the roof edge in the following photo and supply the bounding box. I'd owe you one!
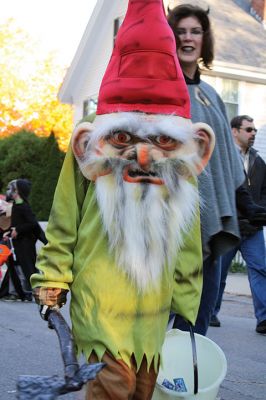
[203,60,266,84]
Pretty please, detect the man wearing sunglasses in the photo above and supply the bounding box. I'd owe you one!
[232,115,258,171]
[211,115,266,334]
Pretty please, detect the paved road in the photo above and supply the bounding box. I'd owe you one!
[0,287,265,400]
[208,293,266,400]
[0,299,85,400]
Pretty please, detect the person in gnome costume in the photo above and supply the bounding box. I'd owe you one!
[31,1,215,398]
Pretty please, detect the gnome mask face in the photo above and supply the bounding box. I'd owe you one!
[72,112,214,184]
[72,112,214,291]
[6,180,17,202]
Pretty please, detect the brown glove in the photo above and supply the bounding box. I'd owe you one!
[33,287,68,306]
[33,287,68,321]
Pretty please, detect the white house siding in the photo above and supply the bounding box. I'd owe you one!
[238,81,266,161]
[73,0,128,125]
[255,125,266,162]
[202,74,266,160]
[73,27,115,124]
[238,81,266,127]
[117,0,127,15]
[73,43,110,124]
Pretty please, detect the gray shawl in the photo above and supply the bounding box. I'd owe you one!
[188,79,244,259]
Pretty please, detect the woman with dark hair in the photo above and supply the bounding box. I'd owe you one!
[168,4,214,71]
[168,4,245,335]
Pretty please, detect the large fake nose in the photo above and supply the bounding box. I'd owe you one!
[136,143,151,171]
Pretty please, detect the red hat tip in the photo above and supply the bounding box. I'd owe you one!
[96,0,190,118]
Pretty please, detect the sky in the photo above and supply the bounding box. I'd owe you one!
[1,0,98,66]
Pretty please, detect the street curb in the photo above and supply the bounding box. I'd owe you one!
[225,273,251,297]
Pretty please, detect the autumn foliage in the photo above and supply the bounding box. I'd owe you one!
[0,19,73,151]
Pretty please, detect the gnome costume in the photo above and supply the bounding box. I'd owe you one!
[31,1,215,399]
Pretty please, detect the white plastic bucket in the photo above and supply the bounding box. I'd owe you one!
[152,329,227,400]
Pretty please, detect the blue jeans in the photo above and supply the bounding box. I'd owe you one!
[172,256,222,335]
[214,230,266,323]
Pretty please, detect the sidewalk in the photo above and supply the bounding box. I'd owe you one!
[225,272,251,296]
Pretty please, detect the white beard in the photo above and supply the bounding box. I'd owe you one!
[95,173,198,292]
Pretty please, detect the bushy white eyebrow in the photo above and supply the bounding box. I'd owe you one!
[91,112,193,145]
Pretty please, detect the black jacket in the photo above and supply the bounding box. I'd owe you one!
[11,202,38,240]
[11,201,47,244]
[238,148,266,237]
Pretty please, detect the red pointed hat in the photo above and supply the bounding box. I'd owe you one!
[96,0,190,118]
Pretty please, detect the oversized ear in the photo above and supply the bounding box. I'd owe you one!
[193,122,215,174]
[71,122,94,159]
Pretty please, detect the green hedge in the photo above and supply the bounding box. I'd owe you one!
[0,130,65,220]
[229,261,246,274]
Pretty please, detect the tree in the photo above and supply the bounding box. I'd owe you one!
[0,130,43,187]
[31,132,65,220]
[0,19,73,151]
[0,130,64,220]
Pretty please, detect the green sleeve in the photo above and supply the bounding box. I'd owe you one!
[31,147,88,290]
[171,209,203,324]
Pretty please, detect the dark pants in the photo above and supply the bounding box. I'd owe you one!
[214,230,266,323]
[172,256,222,335]
[14,237,37,292]
[0,255,25,299]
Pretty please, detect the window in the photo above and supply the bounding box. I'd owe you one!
[83,96,98,117]
[220,79,239,122]
[113,16,124,46]
[202,75,239,122]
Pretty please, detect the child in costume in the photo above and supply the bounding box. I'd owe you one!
[31,1,215,399]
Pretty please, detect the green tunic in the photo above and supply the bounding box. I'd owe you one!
[31,148,203,370]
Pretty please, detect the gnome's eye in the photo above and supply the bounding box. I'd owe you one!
[153,135,179,150]
[108,131,132,147]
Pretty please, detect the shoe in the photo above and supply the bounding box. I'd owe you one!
[23,295,32,302]
[2,294,19,302]
[209,315,221,327]
[256,320,266,334]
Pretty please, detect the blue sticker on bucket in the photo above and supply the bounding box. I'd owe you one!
[161,378,188,393]
[173,378,187,392]
[162,379,175,390]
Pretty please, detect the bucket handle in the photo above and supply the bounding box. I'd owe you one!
[173,318,198,395]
